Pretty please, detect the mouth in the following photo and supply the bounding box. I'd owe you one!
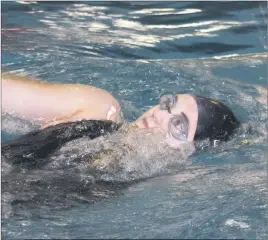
[135,115,161,130]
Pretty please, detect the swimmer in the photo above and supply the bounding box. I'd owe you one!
[2,71,239,145]
[0,75,258,217]
[2,71,123,128]
[2,92,240,167]
[2,87,241,214]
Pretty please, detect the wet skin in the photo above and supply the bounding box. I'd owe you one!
[134,94,198,148]
[2,72,122,128]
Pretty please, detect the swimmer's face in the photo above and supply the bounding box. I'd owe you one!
[135,94,198,148]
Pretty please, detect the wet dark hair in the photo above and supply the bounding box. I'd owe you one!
[192,95,240,141]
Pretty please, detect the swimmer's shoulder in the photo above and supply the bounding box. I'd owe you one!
[2,71,57,88]
[68,83,120,106]
[57,82,122,121]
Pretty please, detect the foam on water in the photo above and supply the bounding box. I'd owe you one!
[2,113,40,138]
[50,126,195,182]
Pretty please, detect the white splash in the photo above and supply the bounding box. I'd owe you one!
[55,126,195,182]
[225,219,250,229]
[147,20,257,29]
[147,20,218,29]
[130,8,201,15]
[212,54,240,59]
[113,19,146,31]
[150,9,202,16]
[16,0,37,4]
[88,22,110,32]
[130,8,176,14]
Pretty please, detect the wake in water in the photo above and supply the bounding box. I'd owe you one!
[2,112,40,137]
[2,121,195,219]
[1,53,266,227]
[51,124,196,182]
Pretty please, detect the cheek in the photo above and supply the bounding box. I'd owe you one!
[154,110,170,132]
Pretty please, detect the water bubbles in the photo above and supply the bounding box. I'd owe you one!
[225,219,250,229]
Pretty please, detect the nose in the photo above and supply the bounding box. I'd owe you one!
[153,109,171,133]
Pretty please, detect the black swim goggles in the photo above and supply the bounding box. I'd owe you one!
[159,94,189,141]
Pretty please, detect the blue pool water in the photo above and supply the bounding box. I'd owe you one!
[1,1,267,239]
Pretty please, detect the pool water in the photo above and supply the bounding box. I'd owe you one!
[1,1,267,239]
